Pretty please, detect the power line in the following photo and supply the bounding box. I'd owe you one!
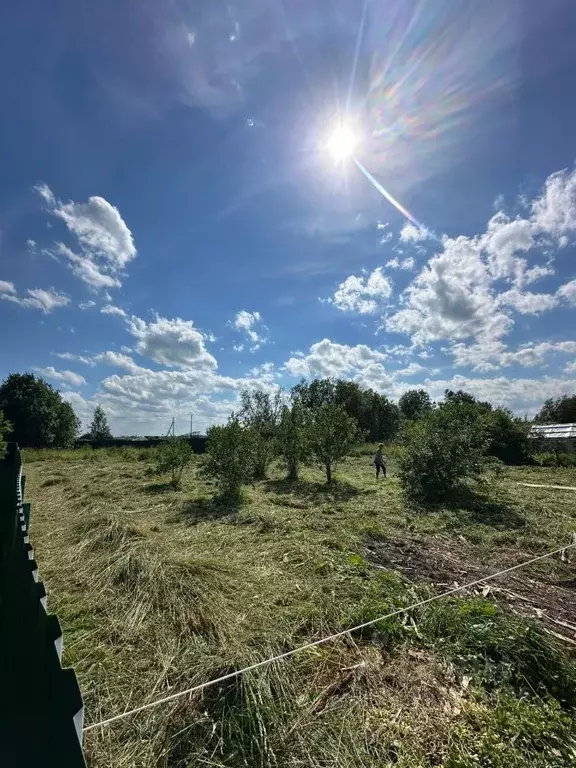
[83,541,575,733]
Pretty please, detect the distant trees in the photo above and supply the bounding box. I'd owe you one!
[398,389,433,421]
[89,406,113,442]
[535,395,576,424]
[0,373,80,448]
[293,379,400,443]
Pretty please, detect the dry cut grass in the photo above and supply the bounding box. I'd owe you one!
[26,449,576,767]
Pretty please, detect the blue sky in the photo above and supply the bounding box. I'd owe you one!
[1,0,576,434]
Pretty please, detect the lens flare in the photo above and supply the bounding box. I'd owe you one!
[326,125,357,161]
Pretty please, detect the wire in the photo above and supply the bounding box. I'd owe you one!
[83,542,575,733]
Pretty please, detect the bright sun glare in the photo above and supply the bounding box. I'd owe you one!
[326,124,357,161]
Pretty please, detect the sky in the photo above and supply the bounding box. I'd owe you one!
[1,0,576,435]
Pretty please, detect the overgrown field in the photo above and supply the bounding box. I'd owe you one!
[26,448,576,767]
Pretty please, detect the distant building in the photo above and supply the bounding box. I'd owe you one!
[529,423,576,453]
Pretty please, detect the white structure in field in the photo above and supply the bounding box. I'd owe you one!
[529,423,576,453]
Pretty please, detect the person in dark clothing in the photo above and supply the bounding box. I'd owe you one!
[374,443,387,478]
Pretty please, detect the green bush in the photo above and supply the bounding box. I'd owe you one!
[303,403,364,484]
[204,418,256,502]
[398,401,492,505]
[535,451,576,468]
[151,437,194,487]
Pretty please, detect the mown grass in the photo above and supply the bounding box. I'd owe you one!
[26,448,576,767]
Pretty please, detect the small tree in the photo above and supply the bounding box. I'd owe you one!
[153,437,194,488]
[303,403,363,484]
[276,404,307,480]
[89,405,113,442]
[0,411,12,458]
[204,418,256,502]
[238,388,282,479]
[398,389,433,421]
[398,402,491,505]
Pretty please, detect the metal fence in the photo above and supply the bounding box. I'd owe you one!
[0,443,86,766]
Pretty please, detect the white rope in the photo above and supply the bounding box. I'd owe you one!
[83,542,576,732]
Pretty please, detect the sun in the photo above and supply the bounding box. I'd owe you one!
[326,124,357,161]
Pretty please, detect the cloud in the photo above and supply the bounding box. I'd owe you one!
[326,268,392,314]
[387,235,511,344]
[481,212,537,281]
[93,351,149,374]
[79,300,96,310]
[34,367,86,387]
[531,168,576,237]
[55,243,122,290]
[54,352,95,365]
[396,362,425,377]
[386,257,415,271]
[231,309,268,350]
[36,184,136,290]
[101,304,127,317]
[400,222,427,242]
[499,288,558,315]
[128,315,217,369]
[284,339,393,390]
[450,339,576,372]
[0,282,70,313]
[557,279,576,306]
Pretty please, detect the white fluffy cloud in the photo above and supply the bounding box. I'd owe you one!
[531,168,576,236]
[231,310,268,350]
[101,304,127,317]
[0,281,70,313]
[387,235,511,344]
[499,288,558,315]
[34,366,86,387]
[284,339,393,390]
[326,267,392,314]
[400,222,427,242]
[37,184,136,290]
[557,279,576,306]
[128,315,217,369]
[450,339,576,372]
[386,256,415,271]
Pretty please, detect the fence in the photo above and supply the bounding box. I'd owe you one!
[0,444,86,766]
[75,435,208,453]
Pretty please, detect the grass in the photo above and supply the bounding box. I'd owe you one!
[25,448,576,767]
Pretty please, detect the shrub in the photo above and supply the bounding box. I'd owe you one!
[152,437,194,487]
[535,451,576,468]
[486,408,533,465]
[398,401,492,505]
[303,403,363,484]
[204,418,256,502]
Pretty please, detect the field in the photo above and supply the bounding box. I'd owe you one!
[26,447,576,767]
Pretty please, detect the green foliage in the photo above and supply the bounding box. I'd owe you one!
[446,694,576,768]
[276,404,307,480]
[486,407,533,465]
[152,437,194,487]
[398,401,491,504]
[292,378,400,442]
[89,405,113,442]
[0,410,12,458]
[238,388,282,479]
[535,394,576,424]
[398,388,433,421]
[0,372,80,447]
[420,598,576,706]
[204,418,256,501]
[303,403,363,484]
[535,451,576,467]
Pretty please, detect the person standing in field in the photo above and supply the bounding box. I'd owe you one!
[374,443,387,479]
